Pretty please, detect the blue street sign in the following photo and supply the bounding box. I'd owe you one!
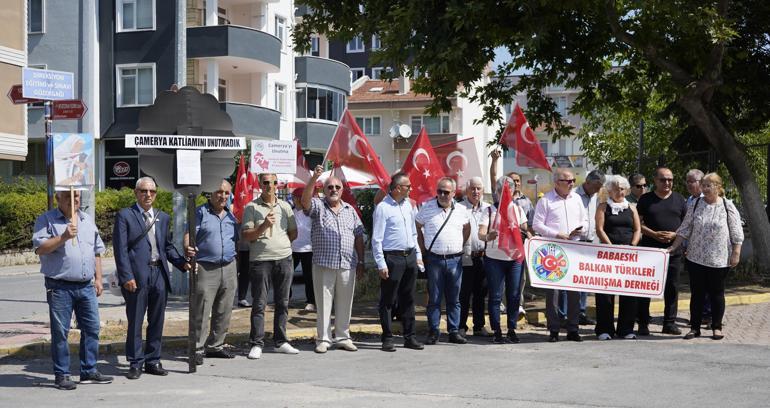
[22,68,74,100]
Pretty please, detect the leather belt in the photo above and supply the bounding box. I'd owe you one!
[427,251,463,259]
[383,248,415,257]
[148,260,161,266]
[471,250,485,258]
[199,260,234,267]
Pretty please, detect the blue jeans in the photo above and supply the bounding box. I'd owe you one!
[559,290,588,318]
[45,278,101,376]
[425,253,463,333]
[485,257,523,331]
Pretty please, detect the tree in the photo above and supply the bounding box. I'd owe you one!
[296,0,770,279]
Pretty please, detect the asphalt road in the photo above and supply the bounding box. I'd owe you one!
[0,335,768,407]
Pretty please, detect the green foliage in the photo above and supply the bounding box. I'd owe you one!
[353,188,377,238]
[0,177,46,194]
[0,192,48,249]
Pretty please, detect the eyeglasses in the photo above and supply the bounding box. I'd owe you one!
[558,179,576,184]
[437,189,452,196]
[657,178,674,182]
[399,184,412,190]
[512,179,521,183]
[138,189,157,195]
[262,180,278,186]
[634,184,647,188]
[326,185,342,190]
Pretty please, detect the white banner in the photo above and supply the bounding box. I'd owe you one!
[525,236,669,299]
[251,140,296,174]
[125,134,246,150]
[53,133,95,189]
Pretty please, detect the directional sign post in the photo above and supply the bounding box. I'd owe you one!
[7,84,43,104]
[52,99,88,120]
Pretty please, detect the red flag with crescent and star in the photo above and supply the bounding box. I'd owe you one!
[400,127,446,205]
[496,181,526,262]
[325,110,391,189]
[500,103,551,171]
[232,154,253,222]
[434,137,483,195]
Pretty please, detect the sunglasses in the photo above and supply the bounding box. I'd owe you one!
[634,184,647,188]
[326,185,342,190]
[558,179,576,184]
[657,178,674,182]
[437,189,452,196]
[262,180,278,186]
[138,189,157,195]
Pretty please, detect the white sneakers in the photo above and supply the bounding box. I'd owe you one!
[275,343,300,354]
[597,333,612,340]
[247,346,262,359]
[314,342,328,354]
[624,333,637,339]
[304,303,316,312]
[336,339,358,352]
[518,306,527,320]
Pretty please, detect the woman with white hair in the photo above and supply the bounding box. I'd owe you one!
[595,175,641,340]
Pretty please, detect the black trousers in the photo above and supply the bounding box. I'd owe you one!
[379,251,417,340]
[236,250,251,302]
[122,265,166,368]
[638,254,682,327]
[687,259,729,330]
[293,251,314,305]
[595,294,638,337]
[459,256,487,331]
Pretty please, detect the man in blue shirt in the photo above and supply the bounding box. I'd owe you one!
[372,172,425,352]
[32,190,113,390]
[185,180,239,365]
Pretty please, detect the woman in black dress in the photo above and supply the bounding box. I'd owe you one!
[595,175,641,339]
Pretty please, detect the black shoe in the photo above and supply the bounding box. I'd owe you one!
[425,331,439,345]
[566,331,583,342]
[55,375,77,390]
[507,330,520,344]
[683,330,701,340]
[579,314,596,325]
[194,353,204,366]
[205,349,235,359]
[492,333,511,344]
[548,331,559,342]
[403,337,424,350]
[638,325,650,336]
[448,332,467,344]
[79,371,113,384]
[126,367,142,380]
[144,363,168,376]
[381,338,396,352]
[662,325,682,335]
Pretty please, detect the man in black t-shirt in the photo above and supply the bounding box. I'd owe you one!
[636,167,687,336]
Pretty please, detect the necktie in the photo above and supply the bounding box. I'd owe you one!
[144,211,159,261]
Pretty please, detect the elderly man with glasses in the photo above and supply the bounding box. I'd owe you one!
[243,173,299,359]
[302,165,366,354]
[532,169,589,342]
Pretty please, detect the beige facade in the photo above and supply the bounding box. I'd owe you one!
[0,0,27,161]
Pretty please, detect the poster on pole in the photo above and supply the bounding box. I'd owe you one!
[525,236,669,299]
[53,133,95,190]
[250,140,296,174]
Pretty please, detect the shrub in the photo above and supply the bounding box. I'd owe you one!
[0,192,48,249]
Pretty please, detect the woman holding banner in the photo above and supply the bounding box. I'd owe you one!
[669,173,743,341]
[595,175,641,340]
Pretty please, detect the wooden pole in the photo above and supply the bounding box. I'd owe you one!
[70,186,77,246]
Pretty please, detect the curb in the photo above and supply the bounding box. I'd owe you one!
[2,292,769,359]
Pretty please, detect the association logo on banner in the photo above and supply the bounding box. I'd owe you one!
[250,140,296,174]
[531,242,570,282]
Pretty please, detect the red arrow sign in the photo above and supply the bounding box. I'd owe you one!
[527,179,537,184]
[52,99,88,120]
[7,84,43,104]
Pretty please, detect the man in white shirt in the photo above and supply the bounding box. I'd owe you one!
[532,169,589,342]
[416,177,471,345]
[458,177,491,337]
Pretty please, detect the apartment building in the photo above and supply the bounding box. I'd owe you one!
[0,1,28,174]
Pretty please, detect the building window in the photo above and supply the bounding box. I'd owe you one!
[371,34,381,50]
[117,0,155,32]
[28,0,45,33]
[346,36,364,53]
[371,67,384,80]
[275,16,287,48]
[296,86,346,122]
[558,139,567,155]
[539,141,549,156]
[350,68,365,82]
[116,64,155,107]
[556,96,568,116]
[355,116,381,136]
[275,83,286,118]
[218,7,229,25]
[218,78,227,101]
[410,115,450,134]
[310,36,320,56]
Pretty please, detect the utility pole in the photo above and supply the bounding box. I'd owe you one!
[637,119,644,174]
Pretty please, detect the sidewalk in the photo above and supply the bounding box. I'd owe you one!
[2,273,770,358]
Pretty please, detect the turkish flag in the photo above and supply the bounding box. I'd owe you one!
[232,154,253,222]
[434,137,483,195]
[279,139,313,189]
[330,166,363,218]
[500,103,551,171]
[400,127,445,205]
[496,181,525,262]
[325,110,391,189]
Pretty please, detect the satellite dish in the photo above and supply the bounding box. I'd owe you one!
[398,124,412,138]
[389,124,400,139]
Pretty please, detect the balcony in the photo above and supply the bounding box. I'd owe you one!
[393,133,458,150]
[187,25,281,73]
[295,120,339,150]
[547,155,586,168]
[220,102,280,140]
[295,56,351,94]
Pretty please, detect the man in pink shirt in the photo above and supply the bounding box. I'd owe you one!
[532,169,588,342]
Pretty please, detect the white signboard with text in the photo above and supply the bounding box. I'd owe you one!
[250,140,296,174]
[125,134,246,150]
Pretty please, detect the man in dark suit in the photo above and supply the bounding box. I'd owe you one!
[113,177,192,379]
